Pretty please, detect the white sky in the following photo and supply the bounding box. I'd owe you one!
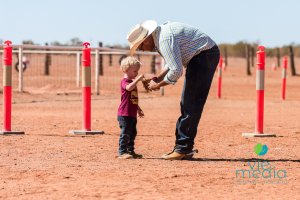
[0,0,299,47]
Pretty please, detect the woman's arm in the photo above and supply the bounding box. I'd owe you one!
[155,68,169,82]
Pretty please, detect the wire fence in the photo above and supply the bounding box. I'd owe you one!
[0,45,162,94]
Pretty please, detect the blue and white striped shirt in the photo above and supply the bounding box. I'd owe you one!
[152,22,216,84]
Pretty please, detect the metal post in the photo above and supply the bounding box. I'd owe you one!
[217,56,223,99]
[281,56,288,100]
[242,46,275,137]
[0,40,24,135]
[255,47,265,134]
[69,42,104,135]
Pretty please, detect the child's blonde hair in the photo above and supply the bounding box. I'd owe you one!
[120,56,141,72]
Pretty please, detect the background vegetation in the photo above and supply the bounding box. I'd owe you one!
[218,42,300,58]
[1,38,299,57]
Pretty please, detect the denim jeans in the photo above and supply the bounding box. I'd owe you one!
[117,116,137,155]
[174,46,220,154]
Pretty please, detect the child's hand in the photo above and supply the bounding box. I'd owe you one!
[138,109,144,118]
[136,74,144,81]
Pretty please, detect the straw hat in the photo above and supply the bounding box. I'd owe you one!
[127,20,157,55]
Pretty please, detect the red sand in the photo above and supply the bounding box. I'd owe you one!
[0,57,299,199]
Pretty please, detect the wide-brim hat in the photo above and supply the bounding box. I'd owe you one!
[127,20,157,56]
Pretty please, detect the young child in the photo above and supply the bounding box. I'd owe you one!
[117,56,144,159]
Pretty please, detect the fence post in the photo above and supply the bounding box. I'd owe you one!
[109,48,112,66]
[45,43,51,75]
[276,48,281,68]
[151,55,156,74]
[76,52,80,87]
[246,44,251,75]
[95,49,100,95]
[250,46,255,67]
[289,46,297,76]
[18,46,23,92]
[224,46,228,67]
[98,42,103,75]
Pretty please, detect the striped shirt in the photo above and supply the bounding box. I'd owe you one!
[152,22,216,84]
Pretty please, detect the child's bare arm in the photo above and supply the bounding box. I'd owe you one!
[125,74,144,91]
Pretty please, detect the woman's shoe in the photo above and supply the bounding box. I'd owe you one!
[161,150,198,160]
[129,151,143,159]
[118,153,134,159]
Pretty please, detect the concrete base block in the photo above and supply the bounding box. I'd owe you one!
[69,130,104,135]
[0,131,25,135]
[242,132,276,137]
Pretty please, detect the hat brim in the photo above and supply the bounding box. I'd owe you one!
[129,39,144,56]
[129,20,157,56]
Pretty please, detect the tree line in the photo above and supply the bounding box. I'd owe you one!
[1,38,300,58]
[218,41,300,58]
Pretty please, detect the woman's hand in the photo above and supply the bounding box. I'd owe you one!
[142,74,157,92]
[148,80,160,91]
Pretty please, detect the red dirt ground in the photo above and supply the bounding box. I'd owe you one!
[0,57,299,199]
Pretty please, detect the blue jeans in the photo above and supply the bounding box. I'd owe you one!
[117,116,137,155]
[174,46,220,154]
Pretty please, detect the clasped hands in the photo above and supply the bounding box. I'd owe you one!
[141,74,160,92]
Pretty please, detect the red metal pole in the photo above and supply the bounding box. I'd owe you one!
[217,56,223,99]
[69,42,103,135]
[255,46,265,134]
[3,40,13,131]
[281,56,288,100]
[242,46,275,137]
[82,42,91,131]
